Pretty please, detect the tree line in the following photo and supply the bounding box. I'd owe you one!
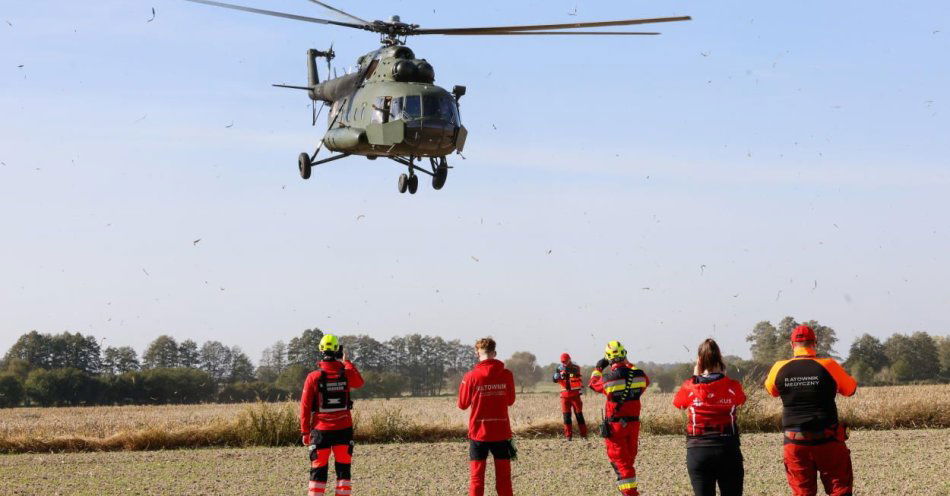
[0,317,947,408]
[0,329,479,408]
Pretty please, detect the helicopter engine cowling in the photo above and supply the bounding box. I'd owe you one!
[323,127,364,151]
[392,59,435,83]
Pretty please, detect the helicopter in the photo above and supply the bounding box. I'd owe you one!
[185,0,691,194]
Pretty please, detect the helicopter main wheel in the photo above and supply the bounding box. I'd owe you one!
[432,160,448,190]
[298,152,312,180]
[398,173,409,193]
[407,174,419,194]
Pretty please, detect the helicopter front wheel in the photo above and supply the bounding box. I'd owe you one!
[298,152,312,180]
[432,157,448,190]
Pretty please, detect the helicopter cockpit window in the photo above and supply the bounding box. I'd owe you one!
[422,95,460,125]
[403,95,422,121]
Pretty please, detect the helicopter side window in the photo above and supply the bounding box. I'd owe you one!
[390,97,403,120]
[372,97,393,123]
[403,95,421,121]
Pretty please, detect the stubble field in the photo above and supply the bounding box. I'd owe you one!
[1,384,948,453]
[1,385,948,494]
[1,429,947,495]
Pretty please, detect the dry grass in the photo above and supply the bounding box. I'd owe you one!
[0,384,947,453]
[0,429,947,495]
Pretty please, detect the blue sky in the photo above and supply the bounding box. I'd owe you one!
[1,0,948,365]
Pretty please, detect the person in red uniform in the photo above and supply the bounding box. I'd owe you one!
[589,340,650,496]
[300,334,365,496]
[764,325,857,496]
[553,352,587,440]
[457,337,516,496]
[672,339,747,496]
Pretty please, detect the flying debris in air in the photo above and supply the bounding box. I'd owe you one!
[5,20,12,27]
[225,121,234,128]
[568,6,578,16]
[470,256,480,262]
[812,280,818,291]
[17,64,24,68]
[700,264,707,275]
[147,8,156,23]
[193,238,202,245]
[546,250,553,255]
[142,268,150,277]
[775,290,783,301]
[356,214,365,221]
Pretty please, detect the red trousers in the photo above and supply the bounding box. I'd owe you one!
[560,394,583,414]
[605,421,640,496]
[560,395,587,438]
[783,441,853,496]
[469,459,512,496]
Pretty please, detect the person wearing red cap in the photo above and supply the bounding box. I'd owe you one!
[552,352,587,440]
[458,337,516,496]
[764,325,857,496]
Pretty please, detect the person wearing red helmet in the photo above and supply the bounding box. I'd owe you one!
[764,325,857,496]
[589,340,650,496]
[553,352,587,440]
[672,339,747,496]
[458,337,517,496]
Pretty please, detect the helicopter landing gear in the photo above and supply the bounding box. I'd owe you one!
[297,152,350,180]
[298,152,312,180]
[398,173,408,193]
[430,157,448,190]
[398,173,418,194]
[389,156,446,194]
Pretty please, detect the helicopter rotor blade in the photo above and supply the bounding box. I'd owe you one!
[184,0,369,30]
[414,16,690,35]
[429,31,661,36]
[305,0,370,25]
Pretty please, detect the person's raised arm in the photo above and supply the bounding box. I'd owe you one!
[823,359,858,397]
[672,379,692,409]
[344,359,364,390]
[733,379,747,406]
[589,359,608,394]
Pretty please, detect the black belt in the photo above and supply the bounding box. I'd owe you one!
[608,416,640,423]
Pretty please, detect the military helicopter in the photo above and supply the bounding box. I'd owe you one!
[186,0,691,194]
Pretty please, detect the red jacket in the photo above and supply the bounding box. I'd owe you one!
[672,373,746,446]
[300,359,365,433]
[457,358,516,442]
[589,360,650,419]
[553,362,584,398]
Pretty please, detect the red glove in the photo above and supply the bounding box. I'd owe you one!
[302,433,311,446]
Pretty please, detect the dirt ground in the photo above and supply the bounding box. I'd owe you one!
[1,429,947,495]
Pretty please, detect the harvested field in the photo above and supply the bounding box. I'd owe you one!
[1,385,948,453]
[0,429,946,495]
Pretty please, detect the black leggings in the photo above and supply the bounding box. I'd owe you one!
[686,444,744,496]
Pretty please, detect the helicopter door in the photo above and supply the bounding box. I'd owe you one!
[372,97,392,124]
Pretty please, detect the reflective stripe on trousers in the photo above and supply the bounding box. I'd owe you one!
[618,477,638,490]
